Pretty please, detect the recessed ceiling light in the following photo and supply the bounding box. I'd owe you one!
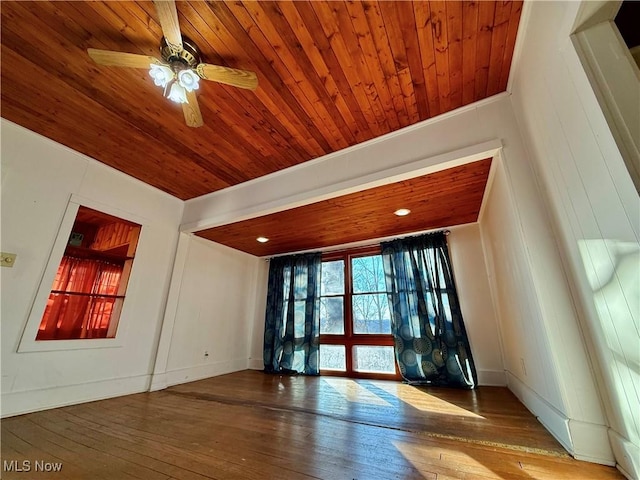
[256,236,270,243]
[394,208,411,216]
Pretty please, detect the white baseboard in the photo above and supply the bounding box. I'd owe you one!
[163,358,248,388]
[477,369,506,386]
[506,371,572,451]
[248,358,263,370]
[149,372,168,392]
[245,364,507,382]
[569,419,615,465]
[609,429,640,480]
[506,371,614,465]
[1,374,151,418]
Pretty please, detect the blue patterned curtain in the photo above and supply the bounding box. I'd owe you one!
[381,232,477,388]
[263,253,322,375]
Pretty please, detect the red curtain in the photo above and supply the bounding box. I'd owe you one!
[37,256,123,340]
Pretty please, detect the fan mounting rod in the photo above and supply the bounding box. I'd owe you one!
[160,36,201,69]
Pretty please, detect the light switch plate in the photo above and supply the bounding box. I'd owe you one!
[1,252,17,267]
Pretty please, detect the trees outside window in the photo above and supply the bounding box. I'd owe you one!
[319,246,398,379]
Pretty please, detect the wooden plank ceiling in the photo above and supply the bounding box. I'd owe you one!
[1,1,522,202]
[196,158,492,256]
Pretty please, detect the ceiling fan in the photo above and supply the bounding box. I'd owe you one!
[87,0,258,128]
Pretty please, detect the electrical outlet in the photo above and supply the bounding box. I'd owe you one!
[0,252,17,268]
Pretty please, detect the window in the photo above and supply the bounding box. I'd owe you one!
[319,246,399,379]
[36,206,141,340]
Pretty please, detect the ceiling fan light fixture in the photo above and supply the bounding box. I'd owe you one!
[167,81,188,104]
[178,69,200,92]
[87,4,257,128]
[149,63,173,88]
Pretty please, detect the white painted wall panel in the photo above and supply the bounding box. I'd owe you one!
[447,224,505,386]
[248,259,269,371]
[0,120,183,417]
[510,1,639,476]
[480,161,568,431]
[159,236,262,386]
[478,98,612,446]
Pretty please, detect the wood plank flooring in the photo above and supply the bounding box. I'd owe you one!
[1,370,623,479]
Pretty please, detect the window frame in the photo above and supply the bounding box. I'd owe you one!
[17,196,144,353]
[320,245,400,380]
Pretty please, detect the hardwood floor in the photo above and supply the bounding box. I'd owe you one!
[1,370,623,479]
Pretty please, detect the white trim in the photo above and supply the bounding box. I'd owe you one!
[608,429,640,480]
[229,363,507,385]
[477,150,501,224]
[1,374,151,418]
[508,372,614,466]
[182,140,502,232]
[248,358,264,370]
[569,419,615,466]
[505,0,533,94]
[17,198,147,353]
[70,193,149,227]
[477,369,507,387]
[570,22,640,192]
[506,371,573,452]
[163,358,249,388]
[477,155,509,381]
[149,373,168,392]
[183,93,510,208]
[17,199,79,352]
[571,1,621,34]
[149,232,192,391]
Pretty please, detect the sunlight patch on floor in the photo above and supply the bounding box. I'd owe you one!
[392,439,506,479]
[321,378,393,406]
[371,381,485,419]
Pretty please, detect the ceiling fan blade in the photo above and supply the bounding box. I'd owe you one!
[154,0,183,53]
[88,49,161,69]
[196,63,258,90]
[183,90,203,128]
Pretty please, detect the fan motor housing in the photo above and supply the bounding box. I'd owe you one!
[160,36,201,69]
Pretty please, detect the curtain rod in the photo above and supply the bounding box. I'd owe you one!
[264,228,451,261]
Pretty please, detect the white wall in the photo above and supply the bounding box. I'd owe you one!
[480,158,610,462]
[150,235,264,389]
[447,224,505,386]
[510,1,639,477]
[248,258,269,370]
[1,120,183,417]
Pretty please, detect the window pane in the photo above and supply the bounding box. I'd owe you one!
[321,260,344,295]
[353,346,396,374]
[352,293,391,334]
[352,255,386,293]
[320,345,346,371]
[320,297,344,334]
